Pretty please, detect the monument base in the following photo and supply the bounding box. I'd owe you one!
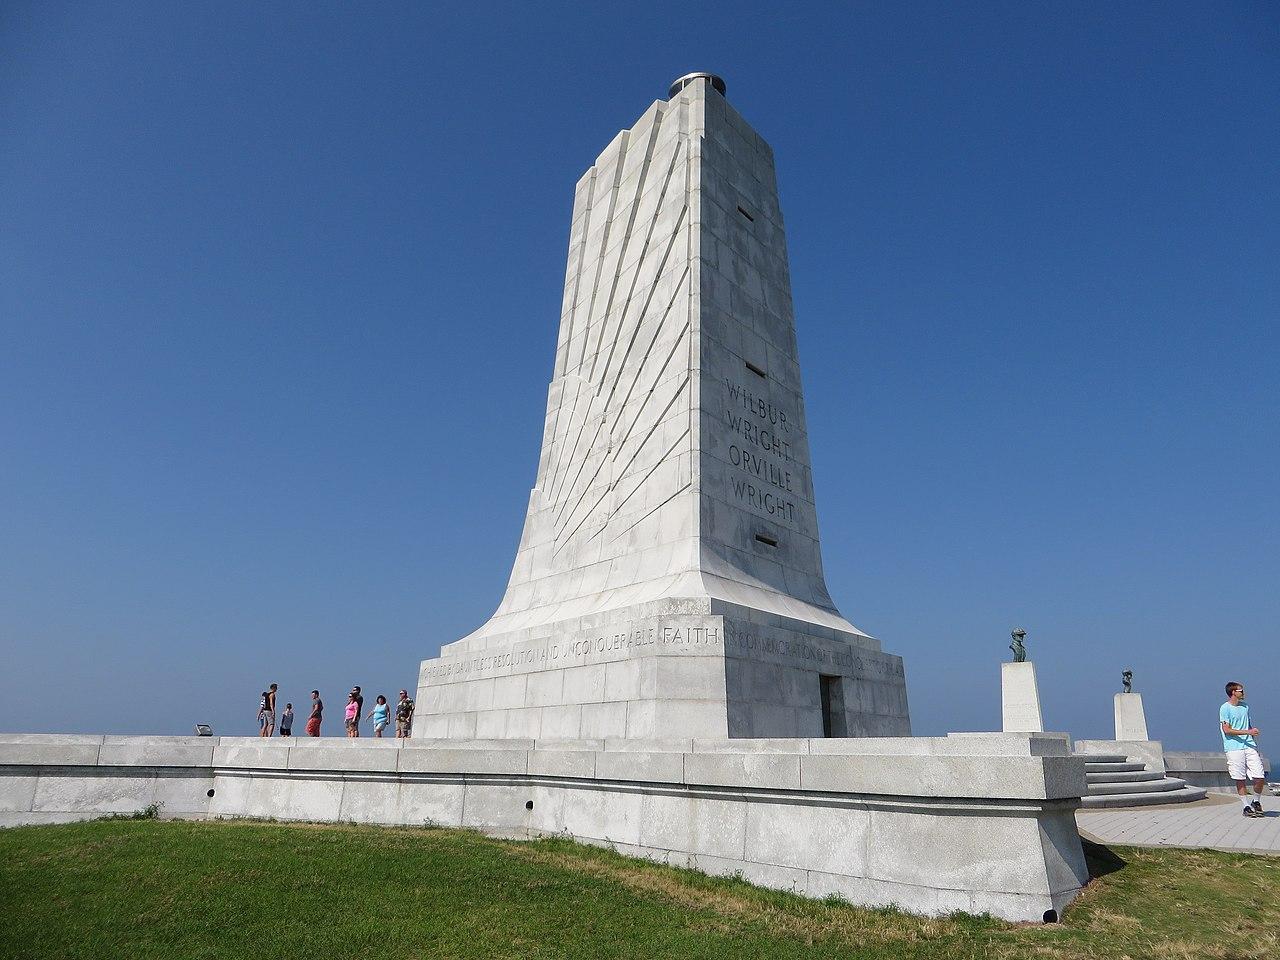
[1001,662,1044,733]
[0,732,1087,922]
[417,599,910,740]
[1113,693,1149,741]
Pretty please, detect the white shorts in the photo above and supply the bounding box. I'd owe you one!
[1226,747,1264,781]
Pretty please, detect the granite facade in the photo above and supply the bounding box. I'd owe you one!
[417,77,908,739]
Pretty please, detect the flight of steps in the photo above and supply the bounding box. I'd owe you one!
[1079,753,1208,808]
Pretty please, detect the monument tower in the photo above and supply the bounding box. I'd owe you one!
[417,74,910,740]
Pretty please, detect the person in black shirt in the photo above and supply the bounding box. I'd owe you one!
[262,683,278,737]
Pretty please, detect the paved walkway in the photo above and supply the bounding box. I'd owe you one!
[1077,791,1280,856]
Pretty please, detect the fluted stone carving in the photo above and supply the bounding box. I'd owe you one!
[416,76,909,740]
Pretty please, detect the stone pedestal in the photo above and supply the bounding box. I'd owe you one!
[1002,662,1044,733]
[1113,693,1149,741]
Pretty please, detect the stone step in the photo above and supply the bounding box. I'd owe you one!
[1087,769,1164,784]
[1087,776,1190,796]
[1077,754,1128,764]
[1083,761,1145,773]
[1080,784,1209,809]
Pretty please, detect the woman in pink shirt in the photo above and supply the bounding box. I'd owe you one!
[344,692,359,738]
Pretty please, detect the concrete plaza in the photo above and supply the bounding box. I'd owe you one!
[1078,792,1280,856]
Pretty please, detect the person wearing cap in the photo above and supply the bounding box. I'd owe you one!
[396,689,415,739]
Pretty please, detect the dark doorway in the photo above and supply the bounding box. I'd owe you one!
[819,674,847,737]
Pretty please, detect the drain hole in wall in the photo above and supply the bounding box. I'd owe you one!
[1042,909,1058,924]
[206,789,215,798]
[525,800,534,811]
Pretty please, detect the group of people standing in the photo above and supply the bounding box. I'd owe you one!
[257,684,415,739]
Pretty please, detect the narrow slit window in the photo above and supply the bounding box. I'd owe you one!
[744,359,767,379]
[736,204,755,222]
[754,533,778,547]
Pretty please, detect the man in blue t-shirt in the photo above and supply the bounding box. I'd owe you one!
[1220,681,1265,818]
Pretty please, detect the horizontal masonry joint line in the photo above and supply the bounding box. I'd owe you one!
[14,762,1076,812]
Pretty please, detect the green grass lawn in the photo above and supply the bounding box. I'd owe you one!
[0,819,1276,960]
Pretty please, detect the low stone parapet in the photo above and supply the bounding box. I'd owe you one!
[1165,751,1273,793]
[0,732,1088,922]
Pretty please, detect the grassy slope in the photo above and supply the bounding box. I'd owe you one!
[0,819,1276,960]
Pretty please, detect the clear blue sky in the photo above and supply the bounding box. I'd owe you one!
[2,2,1276,750]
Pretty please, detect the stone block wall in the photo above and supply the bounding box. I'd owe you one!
[0,732,1087,923]
[418,602,909,740]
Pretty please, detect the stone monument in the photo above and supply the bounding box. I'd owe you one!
[1001,627,1044,733]
[0,76,1095,921]
[1114,671,1149,741]
[416,73,909,740]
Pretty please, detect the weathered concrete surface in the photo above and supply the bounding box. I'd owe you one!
[0,732,1087,922]
[416,75,909,740]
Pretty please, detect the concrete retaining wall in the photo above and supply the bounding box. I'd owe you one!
[0,732,1088,922]
[1165,751,1273,793]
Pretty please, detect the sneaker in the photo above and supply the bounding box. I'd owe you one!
[1253,800,1264,815]
[1243,806,1261,818]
